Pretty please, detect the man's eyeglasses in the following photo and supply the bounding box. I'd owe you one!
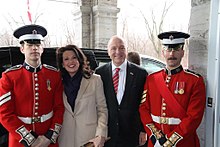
[163,44,183,52]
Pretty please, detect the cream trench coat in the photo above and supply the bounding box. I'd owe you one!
[58,74,108,147]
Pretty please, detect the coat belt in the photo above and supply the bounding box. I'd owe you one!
[18,111,53,124]
[151,114,181,125]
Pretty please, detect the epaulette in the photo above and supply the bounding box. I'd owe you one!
[43,64,58,71]
[184,69,201,78]
[4,65,22,73]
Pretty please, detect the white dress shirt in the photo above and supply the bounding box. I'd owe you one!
[112,60,127,104]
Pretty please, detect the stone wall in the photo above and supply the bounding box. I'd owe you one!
[189,0,211,146]
[189,0,210,78]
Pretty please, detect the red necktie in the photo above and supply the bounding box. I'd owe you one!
[113,68,120,93]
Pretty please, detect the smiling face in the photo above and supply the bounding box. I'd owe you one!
[108,36,127,67]
[62,50,80,77]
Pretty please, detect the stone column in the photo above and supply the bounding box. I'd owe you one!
[189,0,210,78]
[73,1,92,48]
[92,0,120,48]
[189,0,210,147]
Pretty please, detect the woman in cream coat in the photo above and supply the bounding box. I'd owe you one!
[56,45,108,147]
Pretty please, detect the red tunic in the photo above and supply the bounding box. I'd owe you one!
[139,66,206,147]
[0,63,64,147]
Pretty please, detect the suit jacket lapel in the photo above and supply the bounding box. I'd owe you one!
[120,62,134,105]
[107,63,119,106]
[63,93,74,116]
[74,77,89,112]
[107,62,114,93]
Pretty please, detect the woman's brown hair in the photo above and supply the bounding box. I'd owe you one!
[56,44,92,79]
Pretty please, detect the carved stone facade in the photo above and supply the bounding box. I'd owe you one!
[73,0,119,48]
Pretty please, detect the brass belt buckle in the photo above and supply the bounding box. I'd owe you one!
[160,117,168,124]
[32,117,41,123]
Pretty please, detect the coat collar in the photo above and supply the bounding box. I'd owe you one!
[63,77,90,116]
[165,65,183,75]
[74,77,89,108]
[23,62,42,72]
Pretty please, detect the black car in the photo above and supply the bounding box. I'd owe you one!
[0,47,108,76]
[0,47,165,76]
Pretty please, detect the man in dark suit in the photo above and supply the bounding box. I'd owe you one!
[95,35,148,147]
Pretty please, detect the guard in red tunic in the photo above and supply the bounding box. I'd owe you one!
[139,31,206,147]
[0,25,64,147]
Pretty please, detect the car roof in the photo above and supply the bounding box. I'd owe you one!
[139,54,165,65]
[139,54,165,73]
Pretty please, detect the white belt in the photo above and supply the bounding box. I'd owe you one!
[151,114,181,125]
[18,111,53,124]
